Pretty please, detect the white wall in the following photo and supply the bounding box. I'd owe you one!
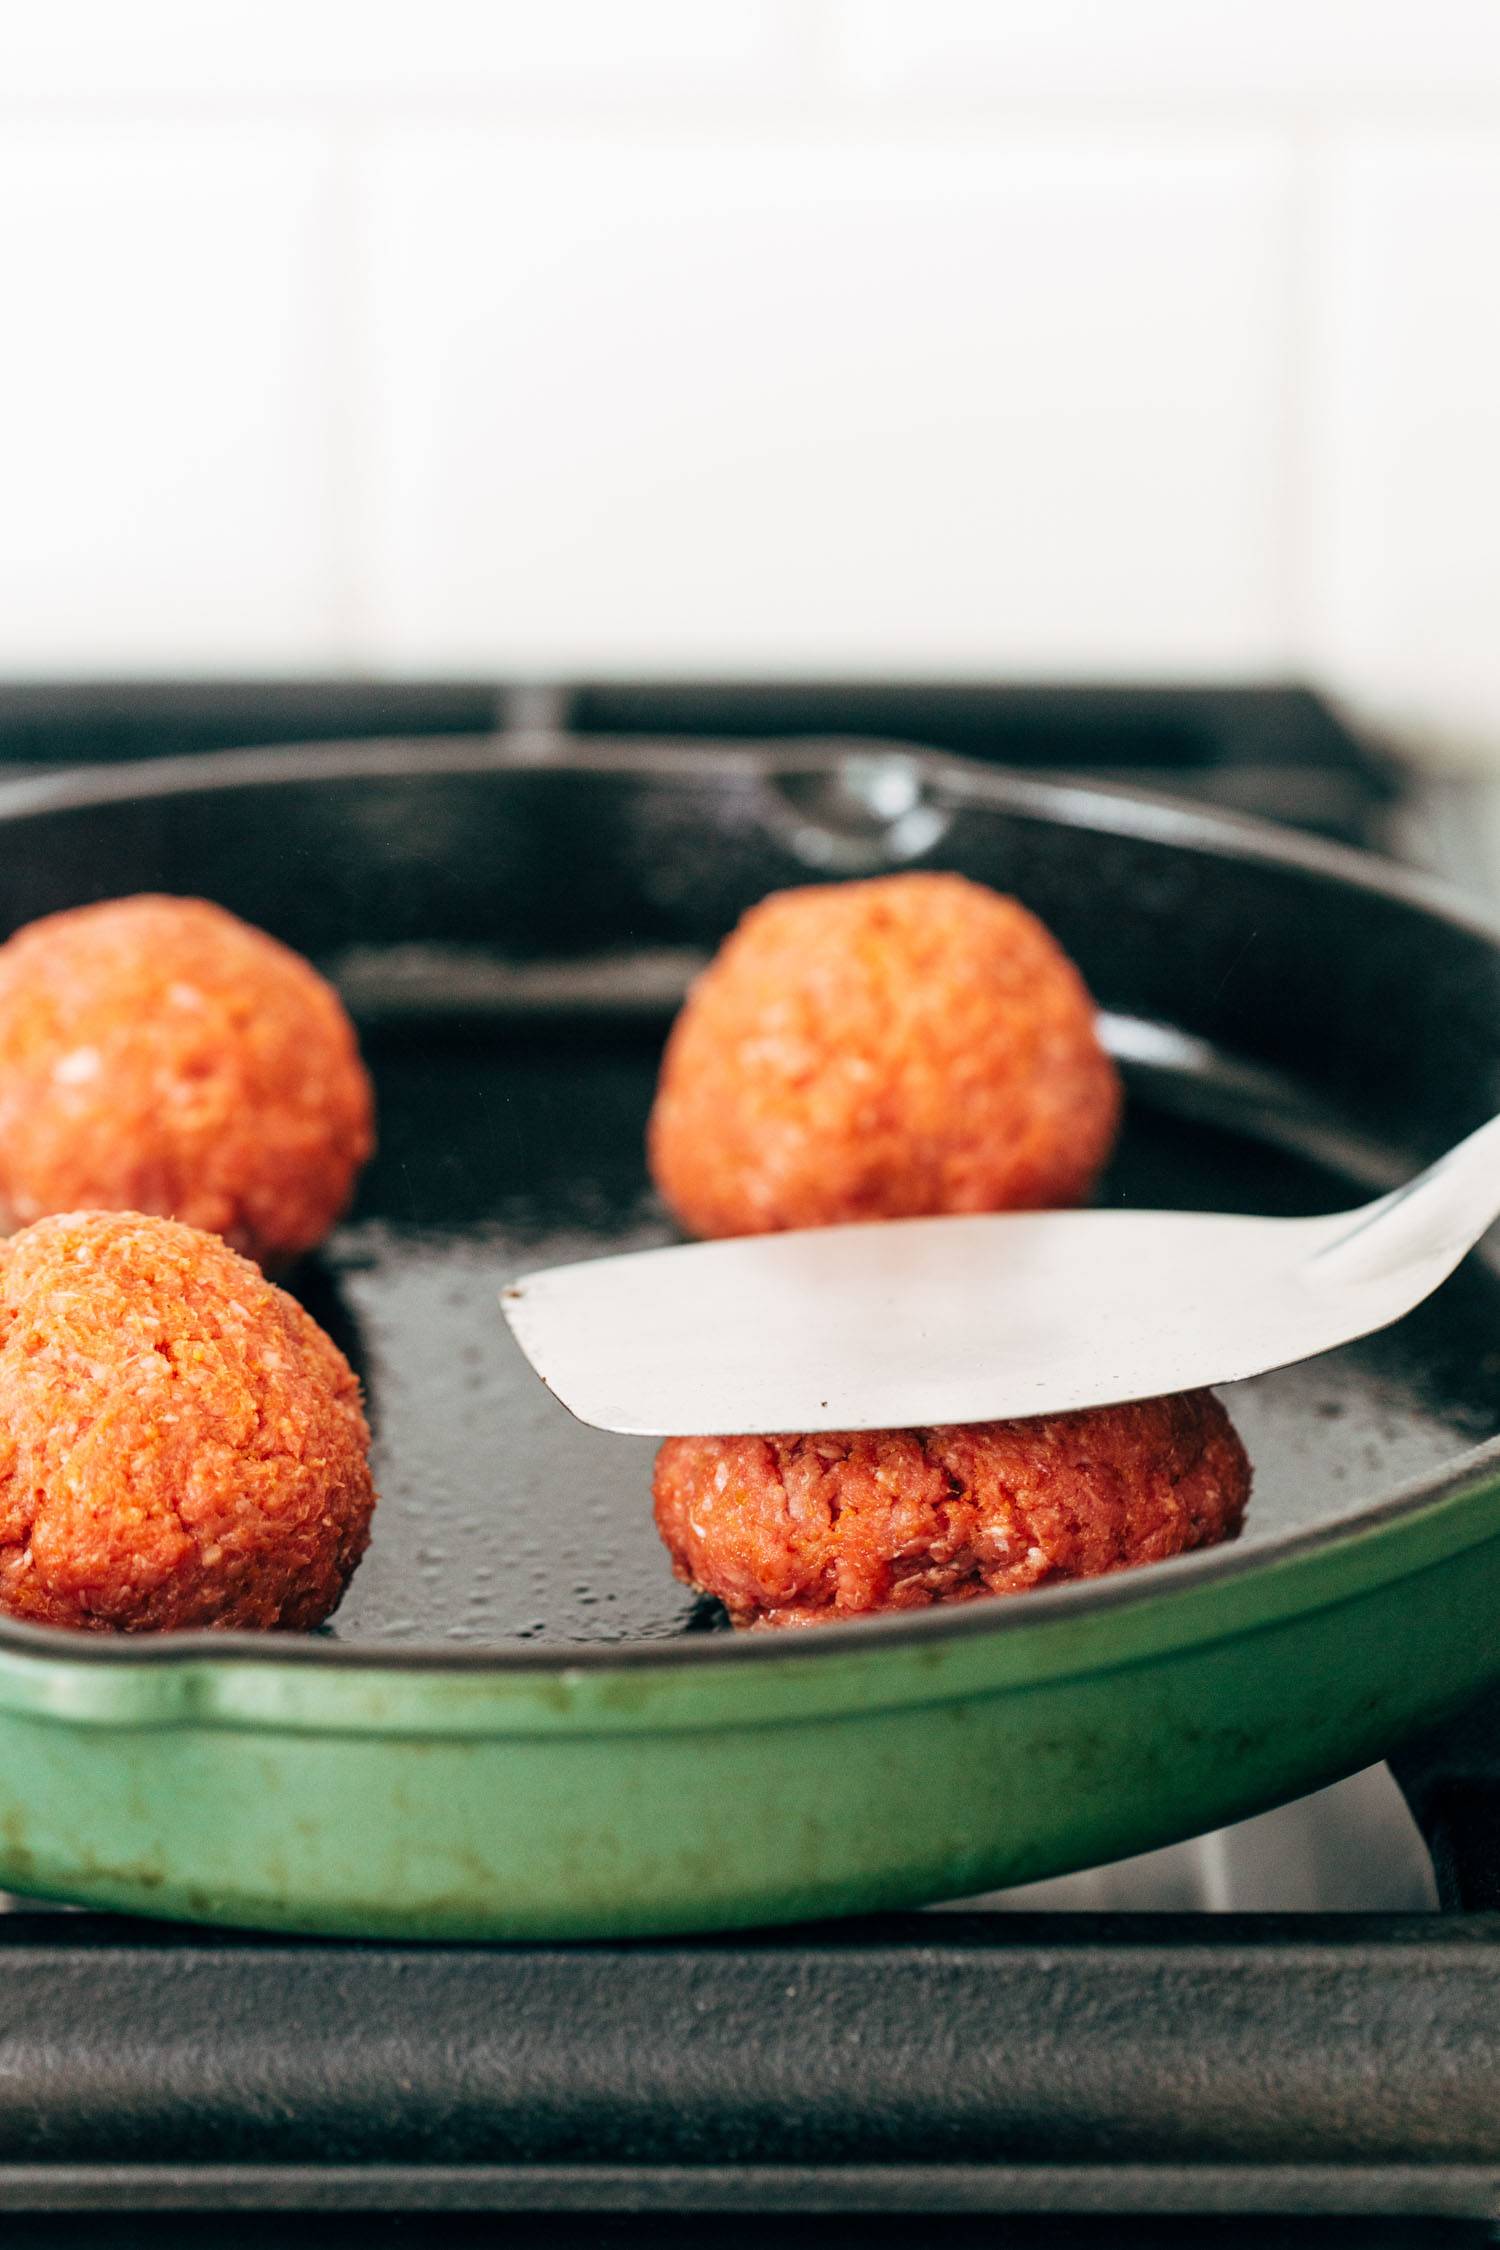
[3,1,1499,764]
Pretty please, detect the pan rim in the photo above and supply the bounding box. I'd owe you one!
[0,732,1497,1685]
[0,727,1491,937]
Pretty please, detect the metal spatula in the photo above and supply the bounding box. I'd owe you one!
[501,1112,1500,1436]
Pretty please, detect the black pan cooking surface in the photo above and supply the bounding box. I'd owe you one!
[315,1019,1500,1650]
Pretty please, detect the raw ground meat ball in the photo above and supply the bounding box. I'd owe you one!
[0,1210,375,1632]
[648,872,1122,1239]
[653,1394,1251,1629]
[0,894,374,1268]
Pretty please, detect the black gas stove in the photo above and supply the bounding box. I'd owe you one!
[1,681,1498,2238]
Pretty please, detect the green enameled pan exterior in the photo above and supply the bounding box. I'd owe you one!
[0,1464,1495,1935]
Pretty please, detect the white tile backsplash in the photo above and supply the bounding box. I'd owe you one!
[0,126,344,670]
[0,0,787,102]
[1307,135,1500,760]
[1,3,1499,763]
[834,0,1500,107]
[359,131,1293,674]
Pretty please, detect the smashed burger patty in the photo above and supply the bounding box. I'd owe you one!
[654,1394,1251,1629]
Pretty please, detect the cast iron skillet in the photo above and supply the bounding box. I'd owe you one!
[0,737,1496,1938]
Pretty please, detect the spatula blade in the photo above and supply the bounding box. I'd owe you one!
[500,1205,1397,1437]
